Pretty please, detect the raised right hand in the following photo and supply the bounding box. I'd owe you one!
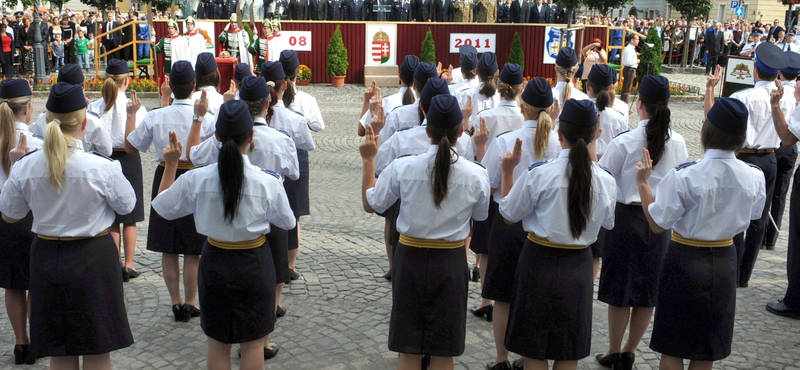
[162,131,183,165]
[194,90,209,117]
[501,138,522,175]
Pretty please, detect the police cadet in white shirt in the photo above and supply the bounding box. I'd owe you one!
[152,100,296,370]
[464,51,501,127]
[474,63,524,151]
[357,55,419,136]
[448,48,480,105]
[232,63,252,100]
[721,43,791,288]
[620,33,639,103]
[478,78,560,370]
[595,76,688,370]
[781,32,799,52]
[379,61,438,143]
[449,44,477,85]
[261,61,316,280]
[0,82,137,369]
[361,94,490,370]
[31,65,113,156]
[639,98,765,370]
[552,47,589,108]
[0,79,41,366]
[192,53,225,116]
[126,61,217,322]
[765,51,800,250]
[586,64,628,159]
[501,99,616,370]
[740,31,762,59]
[87,59,148,282]
[279,50,326,133]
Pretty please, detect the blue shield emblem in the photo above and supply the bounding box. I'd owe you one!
[546,27,573,60]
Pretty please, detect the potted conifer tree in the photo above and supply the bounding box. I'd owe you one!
[326,25,349,87]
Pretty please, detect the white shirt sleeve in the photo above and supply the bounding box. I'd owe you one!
[499,169,536,223]
[0,166,30,220]
[104,162,137,215]
[151,171,196,221]
[126,111,154,152]
[647,169,685,231]
[189,136,220,168]
[622,45,638,67]
[366,159,401,214]
[267,182,297,230]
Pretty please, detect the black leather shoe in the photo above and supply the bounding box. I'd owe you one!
[511,359,524,370]
[122,267,130,283]
[14,344,32,365]
[421,354,430,369]
[471,266,480,282]
[276,305,286,317]
[264,346,279,360]
[485,360,512,370]
[184,304,201,318]
[288,269,300,280]
[765,245,775,250]
[595,353,619,368]
[124,267,141,279]
[172,304,189,322]
[739,281,749,288]
[383,270,392,281]
[766,300,800,319]
[617,352,635,370]
[469,305,493,322]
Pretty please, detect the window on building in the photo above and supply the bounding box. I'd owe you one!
[717,4,725,22]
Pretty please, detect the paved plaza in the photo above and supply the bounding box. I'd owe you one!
[1,73,799,369]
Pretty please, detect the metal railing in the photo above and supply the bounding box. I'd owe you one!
[94,20,153,78]
[605,27,647,81]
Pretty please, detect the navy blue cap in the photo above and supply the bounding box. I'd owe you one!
[520,78,553,108]
[708,97,748,135]
[755,43,790,74]
[477,52,498,76]
[195,53,217,76]
[58,64,84,85]
[461,52,477,71]
[426,95,463,129]
[170,61,196,84]
[499,63,523,85]
[558,99,597,127]
[783,51,800,74]
[239,76,269,101]
[215,100,254,137]
[459,44,477,56]
[46,82,87,113]
[233,63,251,82]
[414,62,437,87]
[420,78,450,112]
[279,50,300,71]
[556,47,579,68]
[106,59,128,75]
[0,79,31,99]
[400,55,420,81]
[638,75,671,101]
[261,61,286,82]
[588,63,615,87]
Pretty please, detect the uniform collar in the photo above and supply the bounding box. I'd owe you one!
[254,116,268,126]
[755,80,774,88]
[187,31,197,36]
[173,98,193,106]
[200,86,218,93]
[14,122,29,132]
[72,140,85,152]
[498,100,519,108]
[242,154,251,166]
[636,119,649,128]
[705,149,736,159]
[783,80,796,88]
[170,34,180,39]
[558,149,570,158]
[522,119,538,129]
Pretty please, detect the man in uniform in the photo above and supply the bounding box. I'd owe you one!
[184,17,208,68]
[475,0,496,23]
[249,19,272,72]
[454,0,472,22]
[346,0,367,20]
[154,19,186,74]
[218,14,250,65]
[741,31,763,59]
[326,0,344,20]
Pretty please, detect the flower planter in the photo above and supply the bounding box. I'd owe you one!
[296,79,311,86]
[331,76,346,87]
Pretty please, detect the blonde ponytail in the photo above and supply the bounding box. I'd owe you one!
[102,73,128,112]
[523,101,553,159]
[44,109,85,191]
[0,96,32,177]
[555,65,578,104]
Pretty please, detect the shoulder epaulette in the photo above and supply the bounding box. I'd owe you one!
[674,161,697,171]
[600,165,614,177]
[469,159,486,169]
[397,154,413,159]
[32,133,44,140]
[527,160,551,171]
[91,151,113,161]
[614,130,630,138]
[390,105,404,113]
[291,110,304,117]
[87,111,101,118]
[746,162,763,172]
[477,107,492,115]
[278,129,291,137]
[261,168,280,179]
[396,126,413,132]
[496,130,512,138]
[17,148,39,161]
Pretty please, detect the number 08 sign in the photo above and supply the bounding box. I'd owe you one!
[280,31,312,52]
[449,33,496,53]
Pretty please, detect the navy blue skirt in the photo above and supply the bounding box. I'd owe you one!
[482,208,526,302]
[389,242,469,357]
[30,235,133,356]
[0,211,34,290]
[284,149,310,218]
[110,150,145,223]
[469,197,497,254]
[266,226,290,284]
[590,227,606,259]
[649,241,737,361]
[199,240,276,344]
[146,165,205,255]
[598,203,670,307]
[505,238,593,361]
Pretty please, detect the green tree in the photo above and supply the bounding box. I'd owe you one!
[507,32,524,71]
[666,0,714,19]
[635,27,663,83]
[326,25,349,76]
[2,0,36,9]
[420,29,435,64]
[149,0,174,12]
[584,0,633,16]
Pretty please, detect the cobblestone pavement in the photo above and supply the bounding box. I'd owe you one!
[1,74,799,370]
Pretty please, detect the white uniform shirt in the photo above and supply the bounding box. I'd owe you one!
[474,100,524,150]
[590,97,628,159]
[0,141,135,237]
[375,121,475,175]
[190,118,299,182]
[482,120,560,201]
[271,101,315,151]
[648,149,766,240]
[31,111,113,156]
[380,99,422,144]
[741,41,762,58]
[127,99,217,161]
[151,156,296,241]
[782,80,797,120]
[367,145,490,241]
[599,120,688,204]
[731,80,794,149]
[622,43,638,68]
[467,84,501,127]
[192,86,225,116]
[87,93,147,149]
[360,87,411,128]
[449,66,464,84]
[781,42,799,53]
[450,78,480,106]
[552,81,590,105]
[289,85,325,132]
[611,97,630,120]
[499,149,617,246]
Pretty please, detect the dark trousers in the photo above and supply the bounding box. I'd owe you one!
[65,42,76,64]
[735,151,778,285]
[104,40,119,60]
[766,144,798,246]
[783,167,800,310]
[687,40,696,64]
[1,62,12,78]
[620,66,635,103]
[706,52,720,75]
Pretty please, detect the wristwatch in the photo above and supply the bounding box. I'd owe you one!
[192,114,204,123]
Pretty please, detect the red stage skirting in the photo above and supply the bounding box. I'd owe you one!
[152,21,607,85]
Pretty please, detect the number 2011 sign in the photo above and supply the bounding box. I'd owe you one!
[449,33,496,53]
[281,31,312,52]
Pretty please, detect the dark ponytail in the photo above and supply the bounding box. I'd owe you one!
[588,80,614,111]
[400,74,415,105]
[217,131,251,224]
[560,120,597,239]
[478,71,497,99]
[428,125,462,208]
[266,80,281,125]
[640,94,671,166]
[282,66,299,108]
